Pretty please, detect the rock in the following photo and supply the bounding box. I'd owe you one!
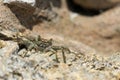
[0,30,16,39]
[0,1,25,31]
[0,57,6,76]
[108,52,120,64]
[0,38,119,80]
[73,0,120,9]
[0,41,19,59]
[3,0,57,29]
[0,40,6,49]
[17,49,27,57]
[3,0,35,7]
[3,0,61,8]
[3,0,35,14]
[0,1,120,79]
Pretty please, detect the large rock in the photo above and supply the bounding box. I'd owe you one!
[3,0,35,5]
[3,0,57,29]
[3,0,35,9]
[0,1,25,31]
[73,0,120,9]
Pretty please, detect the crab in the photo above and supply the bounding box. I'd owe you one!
[0,31,73,63]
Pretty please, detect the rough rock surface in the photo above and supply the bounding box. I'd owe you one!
[0,41,19,58]
[0,1,25,31]
[73,0,120,9]
[0,38,120,80]
[3,0,57,29]
[0,0,120,80]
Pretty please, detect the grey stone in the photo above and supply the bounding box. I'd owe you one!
[0,41,19,58]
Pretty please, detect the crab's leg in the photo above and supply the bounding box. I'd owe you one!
[62,48,66,63]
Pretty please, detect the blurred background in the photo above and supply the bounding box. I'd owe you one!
[7,0,120,56]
